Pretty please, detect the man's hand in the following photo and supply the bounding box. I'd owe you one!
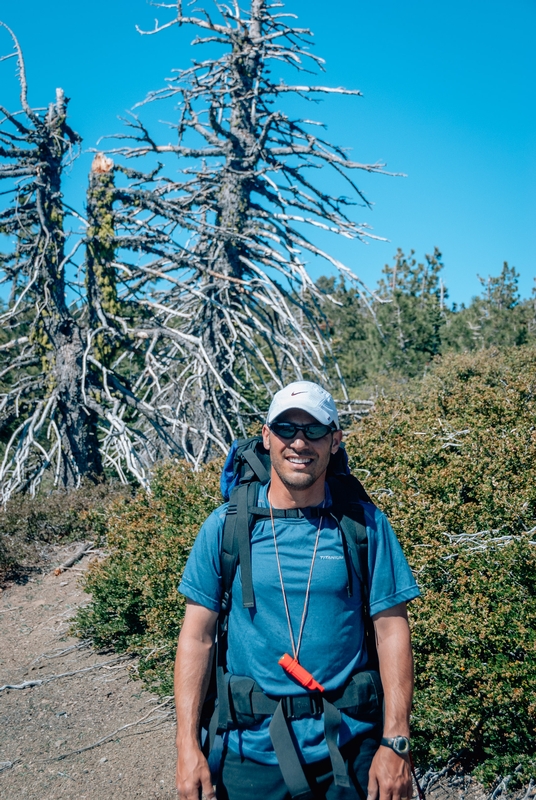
[176,742,215,800]
[367,746,413,800]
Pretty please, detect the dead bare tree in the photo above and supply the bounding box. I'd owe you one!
[0,22,104,498]
[82,154,193,484]
[0,28,182,496]
[101,0,393,463]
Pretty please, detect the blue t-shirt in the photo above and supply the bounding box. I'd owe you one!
[179,483,420,764]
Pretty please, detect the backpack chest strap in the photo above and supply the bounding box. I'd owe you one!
[248,506,331,519]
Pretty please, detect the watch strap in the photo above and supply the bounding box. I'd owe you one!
[381,736,411,755]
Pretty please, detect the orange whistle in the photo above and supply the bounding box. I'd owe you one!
[278,653,325,692]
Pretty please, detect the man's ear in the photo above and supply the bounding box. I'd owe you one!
[331,430,343,454]
[262,423,271,450]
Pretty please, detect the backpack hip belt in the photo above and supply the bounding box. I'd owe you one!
[204,667,383,800]
[220,667,383,730]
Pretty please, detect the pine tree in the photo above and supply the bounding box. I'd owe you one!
[442,263,534,352]
[317,249,446,387]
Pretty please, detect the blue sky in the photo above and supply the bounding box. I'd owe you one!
[1,0,534,305]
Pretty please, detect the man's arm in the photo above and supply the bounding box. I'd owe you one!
[367,602,414,800]
[175,599,219,800]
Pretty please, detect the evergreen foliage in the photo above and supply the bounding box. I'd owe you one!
[72,459,222,693]
[346,346,536,785]
[73,346,536,786]
[319,252,535,390]
[442,263,535,353]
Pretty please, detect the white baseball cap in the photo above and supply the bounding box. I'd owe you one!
[266,381,340,429]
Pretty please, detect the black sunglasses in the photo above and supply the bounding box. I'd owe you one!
[269,421,334,440]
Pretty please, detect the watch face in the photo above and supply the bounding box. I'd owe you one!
[393,736,411,755]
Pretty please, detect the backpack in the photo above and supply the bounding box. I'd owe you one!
[218,436,376,618]
[202,436,382,799]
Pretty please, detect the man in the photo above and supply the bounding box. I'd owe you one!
[175,381,420,800]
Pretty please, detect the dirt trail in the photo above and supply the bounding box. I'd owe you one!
[0,543,177,800]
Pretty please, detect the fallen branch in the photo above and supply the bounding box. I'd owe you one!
[488,774,513,800]
[0,680,44,691]
[30,640,91,665]
[54,542,94,575]
[520,779,535,800]
[417,763,452,791]
[50,698,174,761]
[0,655,130,692]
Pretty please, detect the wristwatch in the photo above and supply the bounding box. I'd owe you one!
[380,736,411,755]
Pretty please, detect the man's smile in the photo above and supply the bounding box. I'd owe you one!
[286,454,315,467]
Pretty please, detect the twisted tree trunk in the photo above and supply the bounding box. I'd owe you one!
[35,91,102,486]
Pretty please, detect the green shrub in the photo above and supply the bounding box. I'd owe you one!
[74,346,536,785]
[345,346,536,785]
[73,459,222,693]
[0,479,129,584]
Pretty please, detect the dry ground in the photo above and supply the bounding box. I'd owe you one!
[0,544,177,800]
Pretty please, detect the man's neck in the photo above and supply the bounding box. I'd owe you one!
[267,470,327,509]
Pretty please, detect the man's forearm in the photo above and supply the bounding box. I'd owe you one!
[373,603,414,737]
[174,602,218,749]
[174,602,218,800]
[175,635,214,747]
[366,604,414,800]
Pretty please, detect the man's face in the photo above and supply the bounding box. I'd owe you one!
[262,409,343,492]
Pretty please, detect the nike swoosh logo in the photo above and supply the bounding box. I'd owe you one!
[290,391,307,396]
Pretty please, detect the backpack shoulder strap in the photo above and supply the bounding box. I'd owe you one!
[339,504,369,599]
[327,475,378,669]
[221,481,260,610]
[327,475,370,591]
[242,447,270,484]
